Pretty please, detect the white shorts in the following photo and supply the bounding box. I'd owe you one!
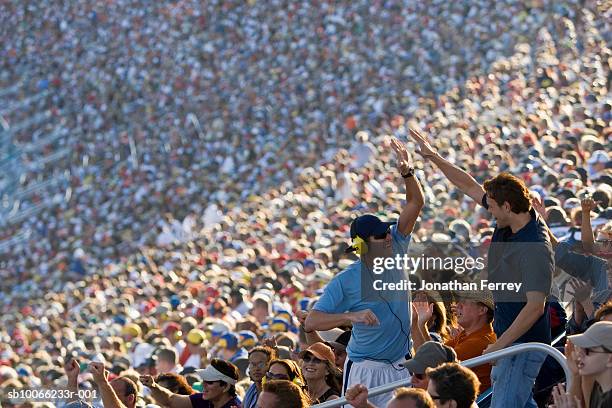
[342,358,410,408]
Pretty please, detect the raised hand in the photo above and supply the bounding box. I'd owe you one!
[408,128,437,159]
[413,301,434,326]
[566,278,592,303]
[64,358,80,384]
[580,197,598,213]
[531,192,547,220]
[89,362,108,384]
[348,309,380,326]
[551,383,581,408]
[262,336,278,350]
[564,340,579,375]
[389,136,412,174]
[139,375,156,388]
[296,310,309,326]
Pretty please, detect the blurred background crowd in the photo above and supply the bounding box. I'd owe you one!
[0,0,611,407]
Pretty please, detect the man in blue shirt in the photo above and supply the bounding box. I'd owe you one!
[305,137,424,408]
[410,128,553,408]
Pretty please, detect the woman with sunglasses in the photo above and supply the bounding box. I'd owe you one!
[265,359,305,387]
[299,343,341,404]
[140,358,241,408]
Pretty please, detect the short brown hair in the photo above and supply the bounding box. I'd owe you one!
[155,373,195,395]
[393,387,435,408]
[263,379,311,408]
[595,301,612,321]
[483,172,531,213]
[426,363,480,408]
[248,346,278,360]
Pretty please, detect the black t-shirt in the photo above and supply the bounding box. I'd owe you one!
[590,381,612,408]
[189,394,242,408]
[482,195,553,343]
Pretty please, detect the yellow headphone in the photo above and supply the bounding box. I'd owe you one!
[261,375,303,386]
[353,236,368,256]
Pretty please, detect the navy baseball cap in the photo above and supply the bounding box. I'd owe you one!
[349,214,396,240]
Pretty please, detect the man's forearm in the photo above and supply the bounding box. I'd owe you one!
[404,174,424,207]
[581,213,595,253]
[97,381,127,408]
[149,384,173,407]
[429,153,483,200]
[305,310,351,332]
[66,378,79,403]
[495,302,545,348]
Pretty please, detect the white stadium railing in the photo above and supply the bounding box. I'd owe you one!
[311,343,570,408]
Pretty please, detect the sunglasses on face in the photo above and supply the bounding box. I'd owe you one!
[266,372,290,380]
[372,228,390,240]
[203,380,222,385]
[582,347,612,356]
[302,355,324,364]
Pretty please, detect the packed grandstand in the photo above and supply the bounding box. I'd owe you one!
[1,1,611,407]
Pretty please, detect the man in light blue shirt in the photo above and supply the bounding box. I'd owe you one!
[305,137,424,408]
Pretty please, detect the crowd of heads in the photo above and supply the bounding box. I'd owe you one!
[0,0,611,407]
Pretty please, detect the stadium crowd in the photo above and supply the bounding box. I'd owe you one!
[1,0,611,407]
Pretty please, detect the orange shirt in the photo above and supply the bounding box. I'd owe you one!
[445,323,497,393]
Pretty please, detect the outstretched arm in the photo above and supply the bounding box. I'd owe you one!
[580,197,596,253]
[140,376,192,408]
[408,129,485,204]
[89,363,127,408]
[390,137,424,235]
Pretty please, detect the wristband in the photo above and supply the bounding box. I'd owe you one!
[401,167,415,178]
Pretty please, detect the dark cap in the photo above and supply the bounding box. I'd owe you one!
[349,214,395,240]
[399,342,457,374]
[327,330,351,352]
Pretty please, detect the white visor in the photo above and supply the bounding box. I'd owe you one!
[195,365,237,385]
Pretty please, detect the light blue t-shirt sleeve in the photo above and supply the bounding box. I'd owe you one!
[391,222,412,255]
[313,274,347,313]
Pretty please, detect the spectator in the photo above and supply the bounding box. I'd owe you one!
[156,348,182,375]
[426,363,480,408]
[400,342,457,390]
[242,347,277,408]
[299,343,341,404]
[179,330,207,369]
[444,290,496,392]
[410,129,554,407]
[217,333,248,364]
[141,358,241,408]
[556,322,612,408]
[265,359,305,387]
[305,137,424,407]
[257,380,311,408]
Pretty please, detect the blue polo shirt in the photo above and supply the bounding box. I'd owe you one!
[314,223,412,363]
[483,195,553,343]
